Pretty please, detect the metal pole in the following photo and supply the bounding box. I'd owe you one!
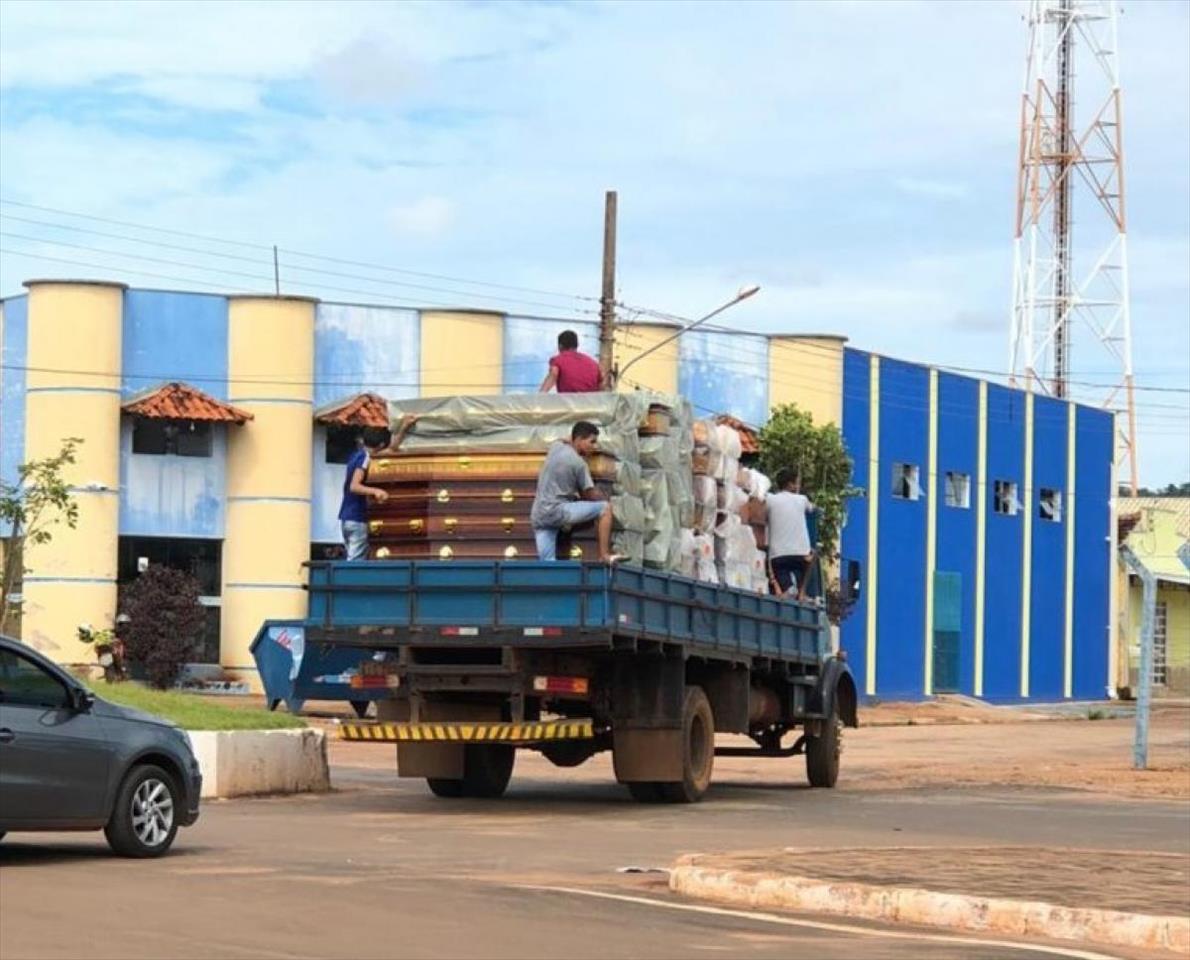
[1120,545,1153,769]
[598,191,617,388]
[273,245,280,296]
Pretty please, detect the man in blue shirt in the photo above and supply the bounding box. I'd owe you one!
[339,416,416,561]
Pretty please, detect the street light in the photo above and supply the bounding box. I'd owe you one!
[616,285,761,385]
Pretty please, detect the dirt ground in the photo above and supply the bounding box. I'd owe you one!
[688,846,1190,917]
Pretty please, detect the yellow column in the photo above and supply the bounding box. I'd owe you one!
[1019,391,1035,698]
[923,368,939,695]
[419,310,503,397]
[221,296,316,683]
[767,335,847,425]
[865,355,880,697]
[1063,401,1077,698]
[974,381,989,697]
[613,322,679,395]
[21,280,125,663]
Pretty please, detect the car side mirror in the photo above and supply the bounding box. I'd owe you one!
[71,687,96,712]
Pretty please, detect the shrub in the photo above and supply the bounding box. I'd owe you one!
[119,566,205,689]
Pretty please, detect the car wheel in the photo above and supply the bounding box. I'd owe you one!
[104,764,181,858]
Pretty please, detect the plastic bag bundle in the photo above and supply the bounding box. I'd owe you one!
[611,494,647,533]
[678,528,698,578]
[612,531,644,566]
[693,475,717,533]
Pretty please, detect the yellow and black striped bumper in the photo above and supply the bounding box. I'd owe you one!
[338,719,595,743]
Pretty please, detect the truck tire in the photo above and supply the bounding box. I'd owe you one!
[426,745,515,799]
[656,686,715,804]
[805,701,841,788]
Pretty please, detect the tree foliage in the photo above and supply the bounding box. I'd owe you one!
[1,438,83,633]
[757,404,855,563]
[120,566,205,690]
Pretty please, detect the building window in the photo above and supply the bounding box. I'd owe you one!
[1039,487,1063,522]
[117,537,222,663]
[944,472,971,509]
[993,480,1020,516]
[132,419,213,458]
[325,426,361,465]
[1154,601,1168,686]
[891,463,922,501]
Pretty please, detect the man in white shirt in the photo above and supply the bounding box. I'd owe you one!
[765,469,816,599]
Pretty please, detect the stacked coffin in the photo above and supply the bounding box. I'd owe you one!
[363,393,675,565]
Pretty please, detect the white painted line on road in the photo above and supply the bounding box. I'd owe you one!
[521,885,1122,960]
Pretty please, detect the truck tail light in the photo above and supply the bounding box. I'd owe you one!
[532,675,590,695]
[523,627,563,637]
[440,626,479,636]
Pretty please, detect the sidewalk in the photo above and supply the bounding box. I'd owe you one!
[670,846,1190,954]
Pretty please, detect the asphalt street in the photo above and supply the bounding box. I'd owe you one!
[2,750,1185,960]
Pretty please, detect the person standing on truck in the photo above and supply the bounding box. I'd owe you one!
[766,468,816,599]
[531,422,621,562]
[338,416,417,561]
[539,330,604,393]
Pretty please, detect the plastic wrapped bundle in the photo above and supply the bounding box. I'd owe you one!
[611,494,647,533]
[691,532,718,583]
[692,419,723,478]
[389,392,651,434]
[693,475,717,533]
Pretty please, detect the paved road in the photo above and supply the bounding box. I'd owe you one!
[2,751,1185,960]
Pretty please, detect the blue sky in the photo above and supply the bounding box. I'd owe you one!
[0,0,1186,483]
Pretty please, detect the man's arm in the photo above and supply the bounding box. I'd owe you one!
[349,467,388,502]
[380,414,419,455]
[539,366,559,393]
[577,462,606,501]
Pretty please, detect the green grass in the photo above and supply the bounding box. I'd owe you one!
[88,682,306,732]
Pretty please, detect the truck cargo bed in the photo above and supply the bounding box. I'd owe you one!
[304,560,826,665]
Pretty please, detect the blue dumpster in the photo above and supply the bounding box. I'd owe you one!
[250,620,388,718]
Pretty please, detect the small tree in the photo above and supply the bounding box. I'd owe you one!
[757,404,855,563]
[1,439,83,635]
[120,566,205,689]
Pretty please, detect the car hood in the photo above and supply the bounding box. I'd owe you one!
[91,696,179,731]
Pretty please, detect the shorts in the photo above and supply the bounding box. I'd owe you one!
[533,500,606,561]
[341,520,370,562]
[771,554,810,594]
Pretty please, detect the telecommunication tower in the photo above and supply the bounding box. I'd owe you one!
[1008,0,1137,493]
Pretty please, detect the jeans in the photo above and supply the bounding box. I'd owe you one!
[341,520,369,561]
[533,501,606,561]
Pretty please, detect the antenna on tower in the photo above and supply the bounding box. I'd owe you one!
[1009,0,1138,494]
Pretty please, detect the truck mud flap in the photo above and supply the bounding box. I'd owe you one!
[339,719,595,743]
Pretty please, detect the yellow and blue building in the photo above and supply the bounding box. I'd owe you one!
[0,280,1117,701]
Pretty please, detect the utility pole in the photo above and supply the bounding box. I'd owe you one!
[598,190,617,388]
[273,244,281,296]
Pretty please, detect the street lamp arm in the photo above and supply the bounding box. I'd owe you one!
[617,285,760,384]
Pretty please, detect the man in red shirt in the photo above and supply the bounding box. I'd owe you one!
[539,330,604,393]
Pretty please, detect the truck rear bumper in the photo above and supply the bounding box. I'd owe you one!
[338,719,595,744]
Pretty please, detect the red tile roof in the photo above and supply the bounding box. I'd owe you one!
[715,414,760,455]
[122,382,253,424]
[314,392,389,428]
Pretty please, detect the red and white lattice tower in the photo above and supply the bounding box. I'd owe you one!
[1009,0,1137,493]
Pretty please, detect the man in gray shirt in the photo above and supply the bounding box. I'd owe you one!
[531,421,618,562]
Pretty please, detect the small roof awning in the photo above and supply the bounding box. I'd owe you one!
[715,414,760,455]
[121,382,253,424]
[314,392,389,428]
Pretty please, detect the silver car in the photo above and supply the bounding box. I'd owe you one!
[0,635,201,857]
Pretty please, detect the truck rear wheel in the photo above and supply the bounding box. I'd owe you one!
[655,686,715,804]
[805,701,841,788]
[426,745,515,799]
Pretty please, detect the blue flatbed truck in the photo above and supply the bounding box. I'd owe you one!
[258,559,858,803]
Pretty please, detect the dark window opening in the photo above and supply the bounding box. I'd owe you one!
[325,426,361,465]
[311,542,346,562]
[993,480,1020,517]
[944,472,971,509]
[1039,488,1063,522]
[891,462,921,501]
[132,419,213,458]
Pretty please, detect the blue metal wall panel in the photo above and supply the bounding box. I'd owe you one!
[0,295,28,537]
[982,384,1026,700]
[1028,395,1068,700]
[118,420,226,537]
[679,330,768,426]
[839,349,871,696]
[1072,406,1112,699]
[122,290,228,399]
[935,372,980,695]
[502,317,599,393]
[875,358,929,698]
[313,303,419,409]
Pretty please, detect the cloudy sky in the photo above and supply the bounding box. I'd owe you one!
[0,0,1186,483]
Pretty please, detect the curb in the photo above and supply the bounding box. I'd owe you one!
[668,859,1190,955]
[191,728,331,798]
